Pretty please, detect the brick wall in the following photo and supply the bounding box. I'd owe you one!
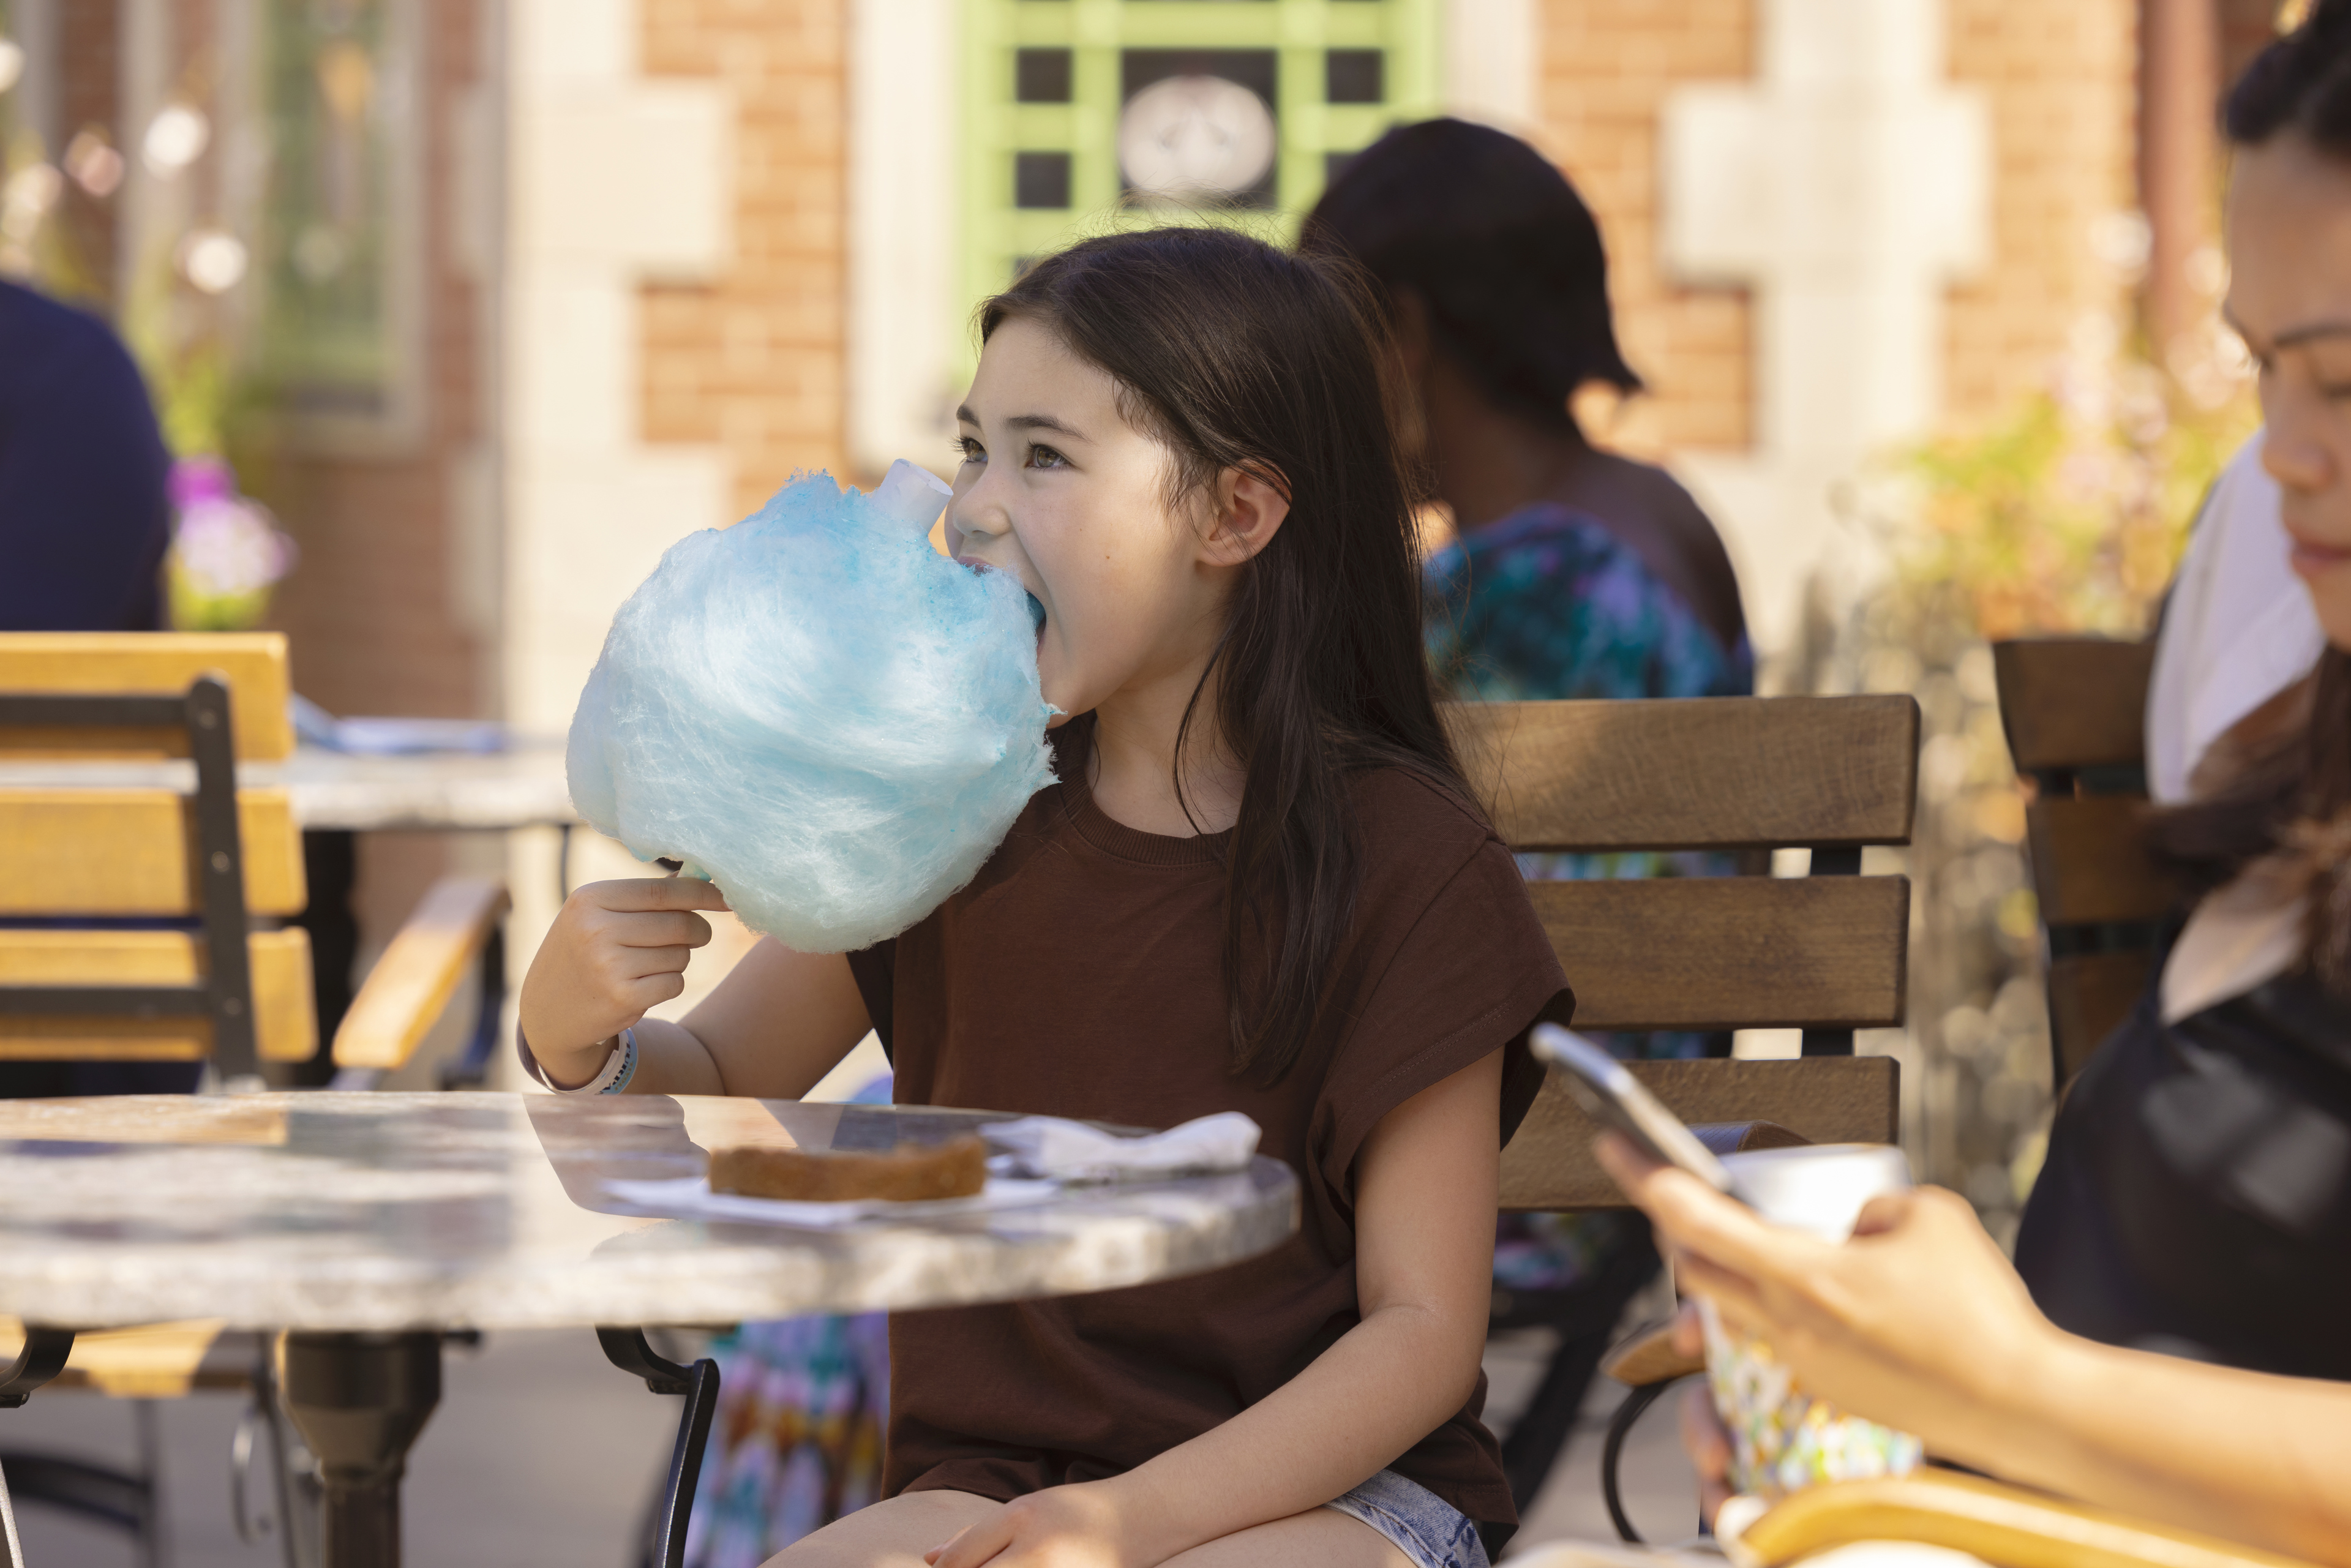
[1943,0,2139,428]
[642,0,853,517]
[257,0,502,966]
[263,0,494,726]
[1534,0,1754,458]
[50,0,123,298]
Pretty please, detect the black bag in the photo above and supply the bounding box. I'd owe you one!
[2014,966,2351,1381]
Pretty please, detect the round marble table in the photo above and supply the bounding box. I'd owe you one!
[0,1092,1300,1567]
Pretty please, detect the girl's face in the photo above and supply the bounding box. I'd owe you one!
[945,316,1280,725]
[2227,133,2351,651]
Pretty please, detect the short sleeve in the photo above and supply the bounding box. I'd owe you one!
[1321,835,1570,1196]
[846,939,898,1061]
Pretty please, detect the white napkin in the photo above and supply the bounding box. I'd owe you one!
[601,1175,1060,1230]
[983,1111,1260,1182]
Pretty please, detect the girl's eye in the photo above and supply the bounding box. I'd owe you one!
[954,436,985,463]
[1027,445,1068,470]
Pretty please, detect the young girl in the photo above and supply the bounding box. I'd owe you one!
[518,228,1572,1568]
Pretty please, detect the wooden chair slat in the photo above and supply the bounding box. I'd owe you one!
[2049,948,2153,1082]
[2025,796,2180,926]
[0,788,306,916]
[333,876,511,1071]
[1992,637,2154,774]
[0,928,318,1061]
[1531,876,1909,1032]
[1449,696,1919,851]
[0,633,293,762]
[1499,1058,1900,1210]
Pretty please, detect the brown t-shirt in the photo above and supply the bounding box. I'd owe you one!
[846,734,1570,1535]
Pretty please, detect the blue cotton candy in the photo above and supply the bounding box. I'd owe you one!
[566,461,1058,953]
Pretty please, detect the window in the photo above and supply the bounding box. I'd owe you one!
[959,0,1438,377]
[1014,150,1074,208]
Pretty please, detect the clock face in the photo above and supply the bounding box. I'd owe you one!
[1117,75,1277,204]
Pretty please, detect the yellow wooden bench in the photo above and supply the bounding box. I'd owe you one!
[0,632,509,1079]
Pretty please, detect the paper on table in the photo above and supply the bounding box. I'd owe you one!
[983,1111,1259,1182]
[601,1175,1060,1229]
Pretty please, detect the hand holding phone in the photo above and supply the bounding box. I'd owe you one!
[1529,1023,1736,1193]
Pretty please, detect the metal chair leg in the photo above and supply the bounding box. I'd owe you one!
[599,1329,721,1568]
[1600,1375,1693,1544]
[134,1400,170,1568]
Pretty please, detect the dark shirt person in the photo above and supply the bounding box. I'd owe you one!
[0,280,170,630]
[0,279,190,1095]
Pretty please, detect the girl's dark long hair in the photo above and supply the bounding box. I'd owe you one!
[981,228,1469,1081]
[2147,651,2351,994]
[2143,0,2351,995]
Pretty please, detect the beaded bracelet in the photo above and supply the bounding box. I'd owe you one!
[549,1027,637,1095]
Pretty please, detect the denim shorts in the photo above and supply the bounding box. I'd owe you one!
[1323,1469,1491,1568]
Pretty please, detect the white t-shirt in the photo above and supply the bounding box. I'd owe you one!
[2146,431,2327,805]
[2148,431,2327,1018]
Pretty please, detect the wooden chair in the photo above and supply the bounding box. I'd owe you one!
[1454,696,1916,1208]
[0,632,509,1083]
[1990,637,2172,1085]
[0,631,511,1561]
[1448,695,1915,1515]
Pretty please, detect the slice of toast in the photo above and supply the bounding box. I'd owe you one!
[707,1135,989,1203]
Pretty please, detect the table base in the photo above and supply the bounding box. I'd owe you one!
[282,1331,441,1568]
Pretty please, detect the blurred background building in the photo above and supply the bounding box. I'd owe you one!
[0,0,2298,1223]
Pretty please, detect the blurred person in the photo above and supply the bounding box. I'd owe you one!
[0,279,170,631]
[0,279,191,1098]
[1602,1134,2351,1566]
[1668,0,2351,1529]
[1302,119,1751,1509]
[2147,432,2327,806]
[681,1071,895,1568]
[2011,0,2351,1372]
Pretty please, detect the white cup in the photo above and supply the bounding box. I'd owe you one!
[1701,1144,1925,1498]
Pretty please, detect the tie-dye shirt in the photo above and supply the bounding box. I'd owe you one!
[1424,501,1753,1290]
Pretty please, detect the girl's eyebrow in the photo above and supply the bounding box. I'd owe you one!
[954,404,1088,441]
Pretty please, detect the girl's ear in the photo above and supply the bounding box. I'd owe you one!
[1201,467,1291,568]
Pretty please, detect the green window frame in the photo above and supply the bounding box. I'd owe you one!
[957,0,1439,381]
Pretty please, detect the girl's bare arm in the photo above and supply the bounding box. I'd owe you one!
[519,877,871,1098]
[1603,1139,2351,1567]
[927,1050,1505,1568]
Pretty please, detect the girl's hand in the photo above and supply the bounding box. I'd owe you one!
[1594,1133,2060,1466]
[517,877,729,1087]
[923,1484,1136,1568]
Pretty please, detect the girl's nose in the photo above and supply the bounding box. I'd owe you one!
[2261,416,2336,497]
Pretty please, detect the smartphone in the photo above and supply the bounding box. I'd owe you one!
[1529,1023,1736,1193]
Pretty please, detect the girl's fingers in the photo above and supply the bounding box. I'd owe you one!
[607,911,714,948]
[1678,1380,1730,1479]
[1670,1298,1704,1358]
[1664,1249,1771,1336]
[624,946,698,977]
[1597,1134,1826,1286]
[594,877,732,913]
